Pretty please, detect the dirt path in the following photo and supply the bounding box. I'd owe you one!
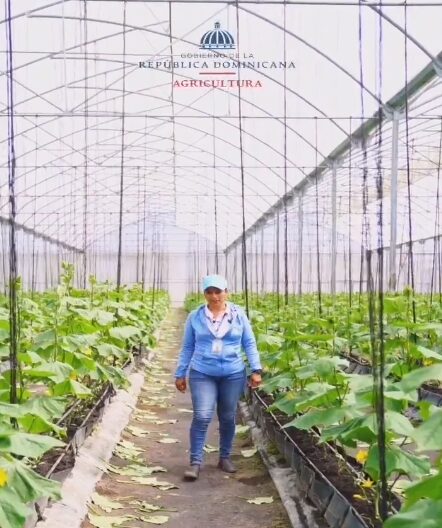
[81,308,291,528]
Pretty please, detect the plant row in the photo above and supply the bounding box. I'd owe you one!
[0,263,169,528]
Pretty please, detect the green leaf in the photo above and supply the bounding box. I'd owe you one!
[96,364,127,388]
[385,411,415,437]
[404,472,442,507]
[53,379,91,398]
[33,330,56,350]
[21,396,66,421]
[261,373,293,393]
[283,407,348,430]
[0,432,64,458]
[257,334,283,352]
[412,345,442,361]
[0,486,31,528]
[0,403,26,419]
[25,361,74,383]
[19,414,65,436]
[384,499,442,528]
[96,344,126,359]
[399,364,442,393]
[365,445,430,481]
[2,458,61,503]
[413,409,442,451]
[109,326,141,342]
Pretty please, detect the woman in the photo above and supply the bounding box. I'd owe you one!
[175,274,262,481]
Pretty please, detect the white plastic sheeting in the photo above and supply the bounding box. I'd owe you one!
[1,0,442,295]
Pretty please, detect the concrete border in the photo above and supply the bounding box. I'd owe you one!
[36,370,146,528]
[239,401,322,528]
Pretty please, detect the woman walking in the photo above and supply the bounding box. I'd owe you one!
[175,274,262,481]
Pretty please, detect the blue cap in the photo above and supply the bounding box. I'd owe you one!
[202,274,227,292]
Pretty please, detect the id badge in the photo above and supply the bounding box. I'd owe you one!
[212,339,223,354]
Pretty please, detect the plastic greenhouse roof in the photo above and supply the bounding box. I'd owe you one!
[1,0,442,253]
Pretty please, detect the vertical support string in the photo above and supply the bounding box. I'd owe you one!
[213,116,219,273]
[235,1,249,316]
[136,166,141,283]
[116,0,128,290]
[5,0,18,407]
[169,1,177,223]
[374,6,388,513]
[430,118,442,306]
[403,1,417,324]
[314,118,322,314]
[348,117,353,305]
[276,212,280,311]
[297,193,303,295]
[283,0,289,305]
[82,0,89,288]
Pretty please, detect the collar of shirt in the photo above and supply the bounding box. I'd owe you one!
[204,302,230,323]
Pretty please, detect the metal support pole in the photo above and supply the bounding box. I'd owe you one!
[331,162,338,294]
[389,111,400,291]
[298,193,303,295]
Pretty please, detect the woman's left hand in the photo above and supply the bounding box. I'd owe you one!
[249,372,262,389]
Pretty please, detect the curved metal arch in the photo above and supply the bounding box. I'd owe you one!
[30,161,269,243]
[18,151,273,236]
[43,184,260,249]
[6,73,303,219]
[75,85,317,171]
[1,62,317,193]
[1,32,328,182]
[237,4,382,106]
[363,2,438,63]
[12,112,279,222]
[29,13,348,135]
[85,209,221,252]
[14,126,278,231]
[0,1,66,26]
[79,94,302,184]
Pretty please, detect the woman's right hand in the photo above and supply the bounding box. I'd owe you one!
[175,377,187,393]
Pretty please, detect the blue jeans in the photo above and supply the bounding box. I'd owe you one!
[188,368,246,465]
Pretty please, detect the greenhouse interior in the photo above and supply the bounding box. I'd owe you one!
[1,0,442,527]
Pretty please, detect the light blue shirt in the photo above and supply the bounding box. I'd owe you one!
[175,303,262,378]
[203,302,231,337]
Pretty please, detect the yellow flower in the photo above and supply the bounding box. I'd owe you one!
[361,478,374,489]
[423,359,433,367]
[69,372,77,381]
[356,450,369,465]
[0,468,9,487]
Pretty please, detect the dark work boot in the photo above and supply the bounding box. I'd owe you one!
[218,458,237,473]
[184,464,200,481]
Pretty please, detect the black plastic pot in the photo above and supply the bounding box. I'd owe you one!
[420,388,442,406]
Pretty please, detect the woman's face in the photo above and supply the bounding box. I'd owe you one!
[204,287,228,308]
